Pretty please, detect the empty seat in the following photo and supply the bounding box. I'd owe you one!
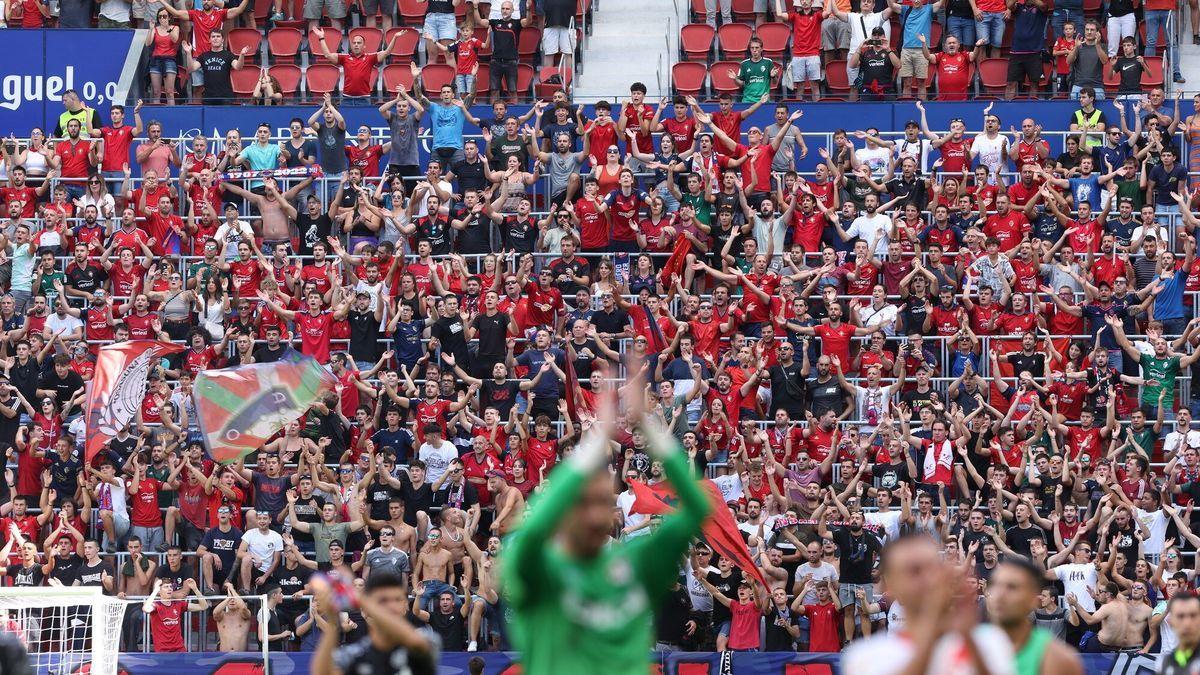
[385,27,421,63]
[1142,55,1164,87]
[755,22,790,60]
[308,29,342,63]
[717,23,752,59]
[267,27,303,62]
[228,28,263,61]
[680,23,716,62]
[231,67,263,97]
[305,63,342,99]
[534,65,572,98]
[824,59,850,97]
[518,28,542,62]
[672,62,708,96]
[976,58,1009,95]
[709,60,741,96]
[420,63,455,95]
[381,63,417,93]
[268,64,302,96]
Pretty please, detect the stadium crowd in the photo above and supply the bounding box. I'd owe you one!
[4,34,1200,662]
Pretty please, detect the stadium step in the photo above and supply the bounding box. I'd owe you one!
[571,0,685,101]
[1179,2,1200,86]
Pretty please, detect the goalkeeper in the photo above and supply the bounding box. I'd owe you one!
[501,407,710,675]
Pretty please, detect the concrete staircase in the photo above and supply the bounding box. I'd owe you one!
[572,0,687,102]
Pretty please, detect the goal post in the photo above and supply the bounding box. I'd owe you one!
[0,586,126,675]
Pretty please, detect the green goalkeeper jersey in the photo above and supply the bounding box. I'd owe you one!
[501,449,708,675]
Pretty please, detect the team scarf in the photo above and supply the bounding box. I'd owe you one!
[219,164,325,182]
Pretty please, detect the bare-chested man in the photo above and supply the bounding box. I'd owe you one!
[365,499,417,561]
[438,508,475,592]
[214,582,253,651]
[487,471,525,535]
[119,536,158,649]
[1067,580,1153,651]
[413,527,455,610]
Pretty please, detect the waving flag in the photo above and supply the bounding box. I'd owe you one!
[629,478,769,588]
[194,354,337,464]
[657,235,693,289]
[85,341,185,462]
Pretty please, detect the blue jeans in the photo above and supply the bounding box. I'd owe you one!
[101,169,125,200]
[1071,85,1106,100]
[946,15,977,46]
[1144,10,1180,78]
[1156,203,1180,230]
[1050,8,1084,39]
[454,74,476,98]
[976,12,1006,47]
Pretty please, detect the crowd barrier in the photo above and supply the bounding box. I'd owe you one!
[97,650,1158,675]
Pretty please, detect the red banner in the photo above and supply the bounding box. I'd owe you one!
[85,341,184,462]
[629,479,770,588]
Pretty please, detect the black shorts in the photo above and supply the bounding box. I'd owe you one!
[1007,53,1044,85]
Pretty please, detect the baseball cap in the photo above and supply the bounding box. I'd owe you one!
[905,120,919,129]
[223,202,239,212]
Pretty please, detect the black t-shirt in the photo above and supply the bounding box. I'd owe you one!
[592,307,632,337]
[155,562,189,590]
[297,213,333,258]
[429,608,466,650]
[706,569,742,626]
[198,50,236,103]
[873,460,911,492]
[806,376,845,418]
[1004,523,1046,558]
[763,605,800,651]
[49,553,84,586]
[347,309,381,363]
[452,208,491,256]
[75,559,115,588]
[414,215,452,255]
[9,357,39,407]
[471,311,511,360]
[431,315,469,364]
[832,527,882,583]
[480,379,520,419]
[397,475,434,527]
[768,362,805,416]
[501,215,537,253]
[273,563,314,622]
[489,18,521,60]
[547,257,591,297]
[66,263,107,304]
[333,636,437,675]
[434,480,479,511]
[450,158,488,194]
[6,562,44,587]
[1006,352,1046,379]
[656,584,693,645]
[253,344,289,363]
[899,386,936,416]
[364,479,397,521]
[40,368,84,413]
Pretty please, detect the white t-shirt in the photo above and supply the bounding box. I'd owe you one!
[1053,563,1098,612]
[45,312,83,338]
[857,303,899,335]
[846,213,892,255]
[970,134,1008,180]
[886,599,906,631]
[1131,224,1170,248]
[846,11,890,53]
[865,509,903,542]
[793,561,839,604]
[616,490,650,539]
[96,479,127,520]
[894,137,934,174]
[241,528,284,572]
[1134,507,1169,555]
[215,220,255,260]
[418,441,458,484]
[1154,600,1178,662]
[855,146,892,180]
[842,623,1015,675]
[685,565,716,611]
[1163,428,1200,456]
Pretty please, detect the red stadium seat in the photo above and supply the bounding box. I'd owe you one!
[385,27,421,63]
[474,64,491,98]
[1142,56,1164,88]
[308,29,342,63]
[976,58,1009,95]
[929,20,942,48]
[1082,0,1101,14]
[515,63,535,96]
[535,65,572,98]
[755,22,790,60]
[267,27,304,62]
[718,23,752,60]
[824,59,850,97]
[398,0,426,24]
[275,18,308,30]
[228,28,262,62]
[349,26,384,52]
[709,60,741,96]
[672,62,708,96]
[268,64,302,96]
[305,63,342,98]
[231,67,262,98]
[731,0,756,21]
[421,63,455,95]
[518,28,542,62]
[1102,62,1121,94]
[381,63,416,93]
[680,23,715,62]
[473,26,492,61]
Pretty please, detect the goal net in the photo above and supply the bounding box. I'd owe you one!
[0,587,126,675]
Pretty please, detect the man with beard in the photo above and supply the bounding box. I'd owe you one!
[816,509,883,641]
[987,558,1084,675]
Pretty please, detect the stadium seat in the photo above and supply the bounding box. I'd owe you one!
[228,28,263,62]
[231,67,262,98]
[755,22,790,60]
[518,28,542,62]
[268,64,302,97]
[421,63,456,95]
[680,23,716,62]
[1142,56,1164,88]
[717,23,752,60]
[929,20,942,49]
[690,0,706,21]
[349,26,384,52]
[267,27,304,62]
[473,26,493,61]
[274,18,308,30]
[305,63,342,99]
[398,0,426,25]
[308,29,343,63]
[709,60,741,96]
[385,27,421,63]
[474,64,491,98]
[535,65,572,98]
[516,63,536,97]
[672,62,708,96]
[1102,63,1121,94]
[976,58,1009,96]
[1082,0,1101,14]
[824,59,850,97]
[731,0,756,21]
[381,63,416,93]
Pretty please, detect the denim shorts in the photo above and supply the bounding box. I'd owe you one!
[424,12,457,41]
[977,12,1006,46]
[148,55,178,76]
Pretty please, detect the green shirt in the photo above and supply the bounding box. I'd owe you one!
[737,57,774,103]
[1139,354,1180,408]
[38,270,66,307]
[681,192,711,225]
[309,521,353,563]
[502,449,708,675]
[1014,626,1053,675]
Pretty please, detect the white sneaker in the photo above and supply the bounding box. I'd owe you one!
[467,640,478,652]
